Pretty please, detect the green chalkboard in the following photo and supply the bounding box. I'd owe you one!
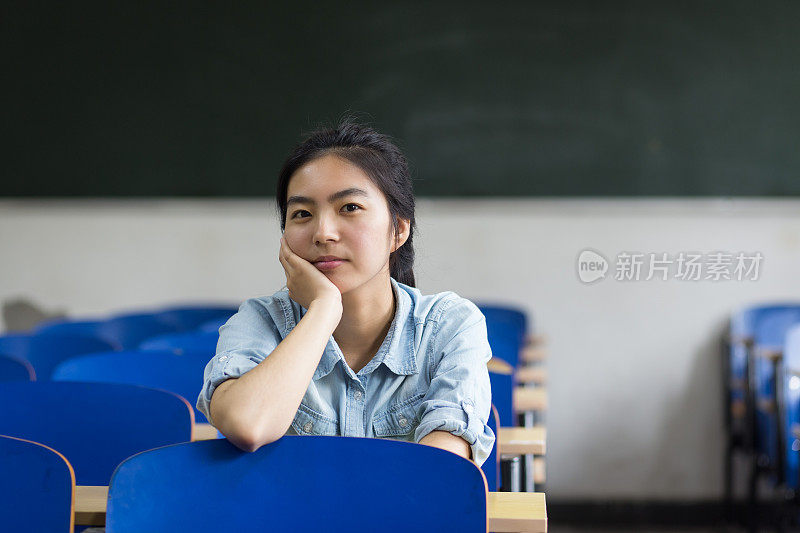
[3,2,800,196]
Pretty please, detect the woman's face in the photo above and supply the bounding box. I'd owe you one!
[283,153,407,295]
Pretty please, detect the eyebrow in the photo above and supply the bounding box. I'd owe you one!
[286,187,370,207]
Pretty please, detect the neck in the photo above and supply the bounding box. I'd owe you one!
[333,271,396,357]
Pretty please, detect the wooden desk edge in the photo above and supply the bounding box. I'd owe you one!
[488,492,548,533]
[498,427,547,455]
[76,486,547,531]
[75,485,108,526]
[513,388,548,411]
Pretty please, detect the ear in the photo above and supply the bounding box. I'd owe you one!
[391,217,411,252]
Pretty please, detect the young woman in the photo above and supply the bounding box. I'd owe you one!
[197,121,495,465]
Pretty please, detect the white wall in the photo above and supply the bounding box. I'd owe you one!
[2,198,799,499]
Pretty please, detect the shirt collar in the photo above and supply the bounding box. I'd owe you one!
[312,277,418,380]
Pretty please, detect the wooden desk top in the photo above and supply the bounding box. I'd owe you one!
[498,426,546,455]
[488,492,548,532]
[75,486,108,527]
[521,346,547,363]
[516,366,546,385]
[76,486,547,532]
[514,387,548,412]
[488,357,514,375]
[193,423,220,441]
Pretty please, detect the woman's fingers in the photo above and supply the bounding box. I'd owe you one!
[279,238,293,276]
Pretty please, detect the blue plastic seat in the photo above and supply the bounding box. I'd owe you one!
[106,436,488,533]
[153,305,237,332]
[52,349,212,424]
[0,353,35,382]
[0,333,115,380]
[138,330,219,355]
[0,434,75,532]
[0,381,193,485]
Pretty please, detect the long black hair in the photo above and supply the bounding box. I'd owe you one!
[276,121,417,287]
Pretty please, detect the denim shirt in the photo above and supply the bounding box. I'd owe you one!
[197,277,496,466]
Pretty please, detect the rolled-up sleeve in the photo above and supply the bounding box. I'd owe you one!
[196,297,283,424]
[414,297,496,466]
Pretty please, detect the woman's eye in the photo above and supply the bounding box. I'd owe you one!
[342,203,361,213]
[291,210,310,219]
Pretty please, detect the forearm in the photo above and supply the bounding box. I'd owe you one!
[209,299,341,451]
[419,430,472,461]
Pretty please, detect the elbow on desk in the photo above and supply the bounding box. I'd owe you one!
[223,419,287,453]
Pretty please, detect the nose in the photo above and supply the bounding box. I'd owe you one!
[312,211,339,245]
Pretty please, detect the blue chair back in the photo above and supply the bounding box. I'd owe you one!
[107,437,487,533]
[487,333,521,370]
[37,313,178,350]
[153,306,237,332]
[489,369,514,427]
[0,354,35,382]
[52,349,212,423]
[0,434,75,532]
[138,330,219,355]
[782,324,800,489]
[482,404,500,491]
[0,333,115,380]
[479,304,528,344]
[0,381,193,485]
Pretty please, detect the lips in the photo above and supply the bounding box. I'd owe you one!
[313,255,345,263]
[312,255,346,272]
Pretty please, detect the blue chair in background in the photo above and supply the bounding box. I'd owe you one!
[153,305,237,332]
[0,333,115,380]
[0,434,75,532]
[138,330,219,355]
[106,436,488,533]
[482,404,500,492]
[36,313,178,350]
[781,324,800,493]
[0,353,35,382]
[198,316,230,333]
[0,382,194,485]
[751,306,800,487]
[486,329,522,370]
[479,304,528,347]
[53,349,213,424]
[490,368,514,428]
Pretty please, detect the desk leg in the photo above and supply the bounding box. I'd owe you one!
[501,454,522,492]
[523,411,536,427]
[524,453,536,492]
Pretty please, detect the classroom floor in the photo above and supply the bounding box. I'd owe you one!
[547,524,752,533]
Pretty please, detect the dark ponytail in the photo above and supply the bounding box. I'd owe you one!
[276,120,417,287]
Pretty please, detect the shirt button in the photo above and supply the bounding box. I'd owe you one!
[464,403,474,414]
[398,417,408,427]
[303,422,313,433]
[354,391,363,400]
